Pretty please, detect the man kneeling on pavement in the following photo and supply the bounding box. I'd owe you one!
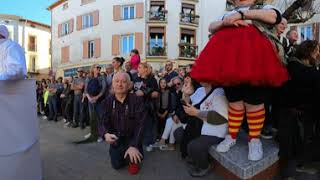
[100,72,147,175]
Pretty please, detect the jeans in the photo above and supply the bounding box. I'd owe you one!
[73,94,82,124]
[187,135,223,169]
[143,114,155,146]
[48,95,58,121]
[88,102,103,138]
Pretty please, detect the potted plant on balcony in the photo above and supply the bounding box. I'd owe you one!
[150,45,165,56]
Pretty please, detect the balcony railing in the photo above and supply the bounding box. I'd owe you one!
[180,13,200,25]
[179,43,198,59]
[147,43,167,57]
[148,10,168,22]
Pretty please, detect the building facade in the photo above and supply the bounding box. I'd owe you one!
[0,14,52,79]
[48,0,226,77]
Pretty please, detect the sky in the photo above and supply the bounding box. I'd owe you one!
[0,0,56,25]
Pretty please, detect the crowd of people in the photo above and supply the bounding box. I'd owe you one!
[35,2,320,180]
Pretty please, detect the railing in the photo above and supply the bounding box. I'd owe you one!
[179,43,198,59]
[148,10,168,22]
[180,13,200,25]
[147,43,167,57]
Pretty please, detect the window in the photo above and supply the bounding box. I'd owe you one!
[29,55,36,72]
[123,6,135,20]
[28,35,37,52]
[181,29,195,44]
[82,14,94,29]
[88,40,95,58]
[8,30,13,40]
[149,28,165,56]
[149,1,166,21]
[300,25,313,41]
[121,35,134,55]
[62,22,69,36]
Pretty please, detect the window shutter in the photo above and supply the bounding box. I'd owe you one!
[58,24,62,37]
[313,23,319,41]
[136,3,144,18]
[61,46,70,63]
[93,10,99,26]
[134,32,143,54]
[77,16,82,30]
[112,35,120,55]
[83,41,89,58]
[94,38,101,58]
[113,5,121,21]
[70,19,74,33]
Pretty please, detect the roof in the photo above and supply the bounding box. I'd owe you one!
[0,14,50,30]
[47,0,68,11]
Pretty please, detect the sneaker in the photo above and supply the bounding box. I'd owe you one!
[84,133,91,139]
[128,163,140,175]
[72,123,79,128]
[216,135,236,153]
[189,165,212,177]
[97,137,103,143]
[260,129,273,140]
[248,138,263,161]
[152,142,163,148]
[64,122,70,128]
[63,118,67,123]
[159,145,175,151]
[296,166,318,174]
[42,116,48,120]
[145,145,153,152]
[40,111,45,115]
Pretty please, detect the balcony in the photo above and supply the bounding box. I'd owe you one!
[179,43,198,59]
[147,10,168,23]
[180,13,200,26]
[147,43,167,57]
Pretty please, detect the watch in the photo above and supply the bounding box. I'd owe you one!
[237,10,245,20]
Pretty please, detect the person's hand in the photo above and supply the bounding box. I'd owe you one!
[60,94,65,98]
[222,13,242,27]
[135,90,144,97]
[233,20,249,27]
[151,91,159,99]
[172,115,180,124]
[183,103,200,117]
[104,133,118,144]
[124,147,143,164]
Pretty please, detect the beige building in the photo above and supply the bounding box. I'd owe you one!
[0,14,52,79]
[48,0,227,77]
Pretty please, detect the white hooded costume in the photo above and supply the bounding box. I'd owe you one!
[0,25,42,180]
[0,25,27,80]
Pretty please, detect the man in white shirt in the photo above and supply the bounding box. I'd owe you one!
[0,25,27,80]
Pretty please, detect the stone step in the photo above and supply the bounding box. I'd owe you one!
[209,132,279,179]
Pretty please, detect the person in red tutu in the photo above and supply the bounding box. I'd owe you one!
[191,0,289,161]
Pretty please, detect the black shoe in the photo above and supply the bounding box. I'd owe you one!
[80,123,86,130]
[261,129,273,139]
[189,165,211,177]
[72,123,79,128]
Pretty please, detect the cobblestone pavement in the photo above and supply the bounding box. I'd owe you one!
[39,118,222,180]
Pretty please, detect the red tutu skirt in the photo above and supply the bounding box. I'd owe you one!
[191,25,289,87]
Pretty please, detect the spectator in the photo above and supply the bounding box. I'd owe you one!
[183,84,228,177]
[71,68,86,128]
[278,40,320,179]
[132,62,159,152]
[79,64,107,143]
[130,49,141,72]
[61,77,74,125]
[186,64,193,74]
[101,72,147,175]
[48,76,58,122]
[163,61,178,84]
[112,57,125,74]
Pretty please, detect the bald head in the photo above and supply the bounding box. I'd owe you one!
[112,72,131,95]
